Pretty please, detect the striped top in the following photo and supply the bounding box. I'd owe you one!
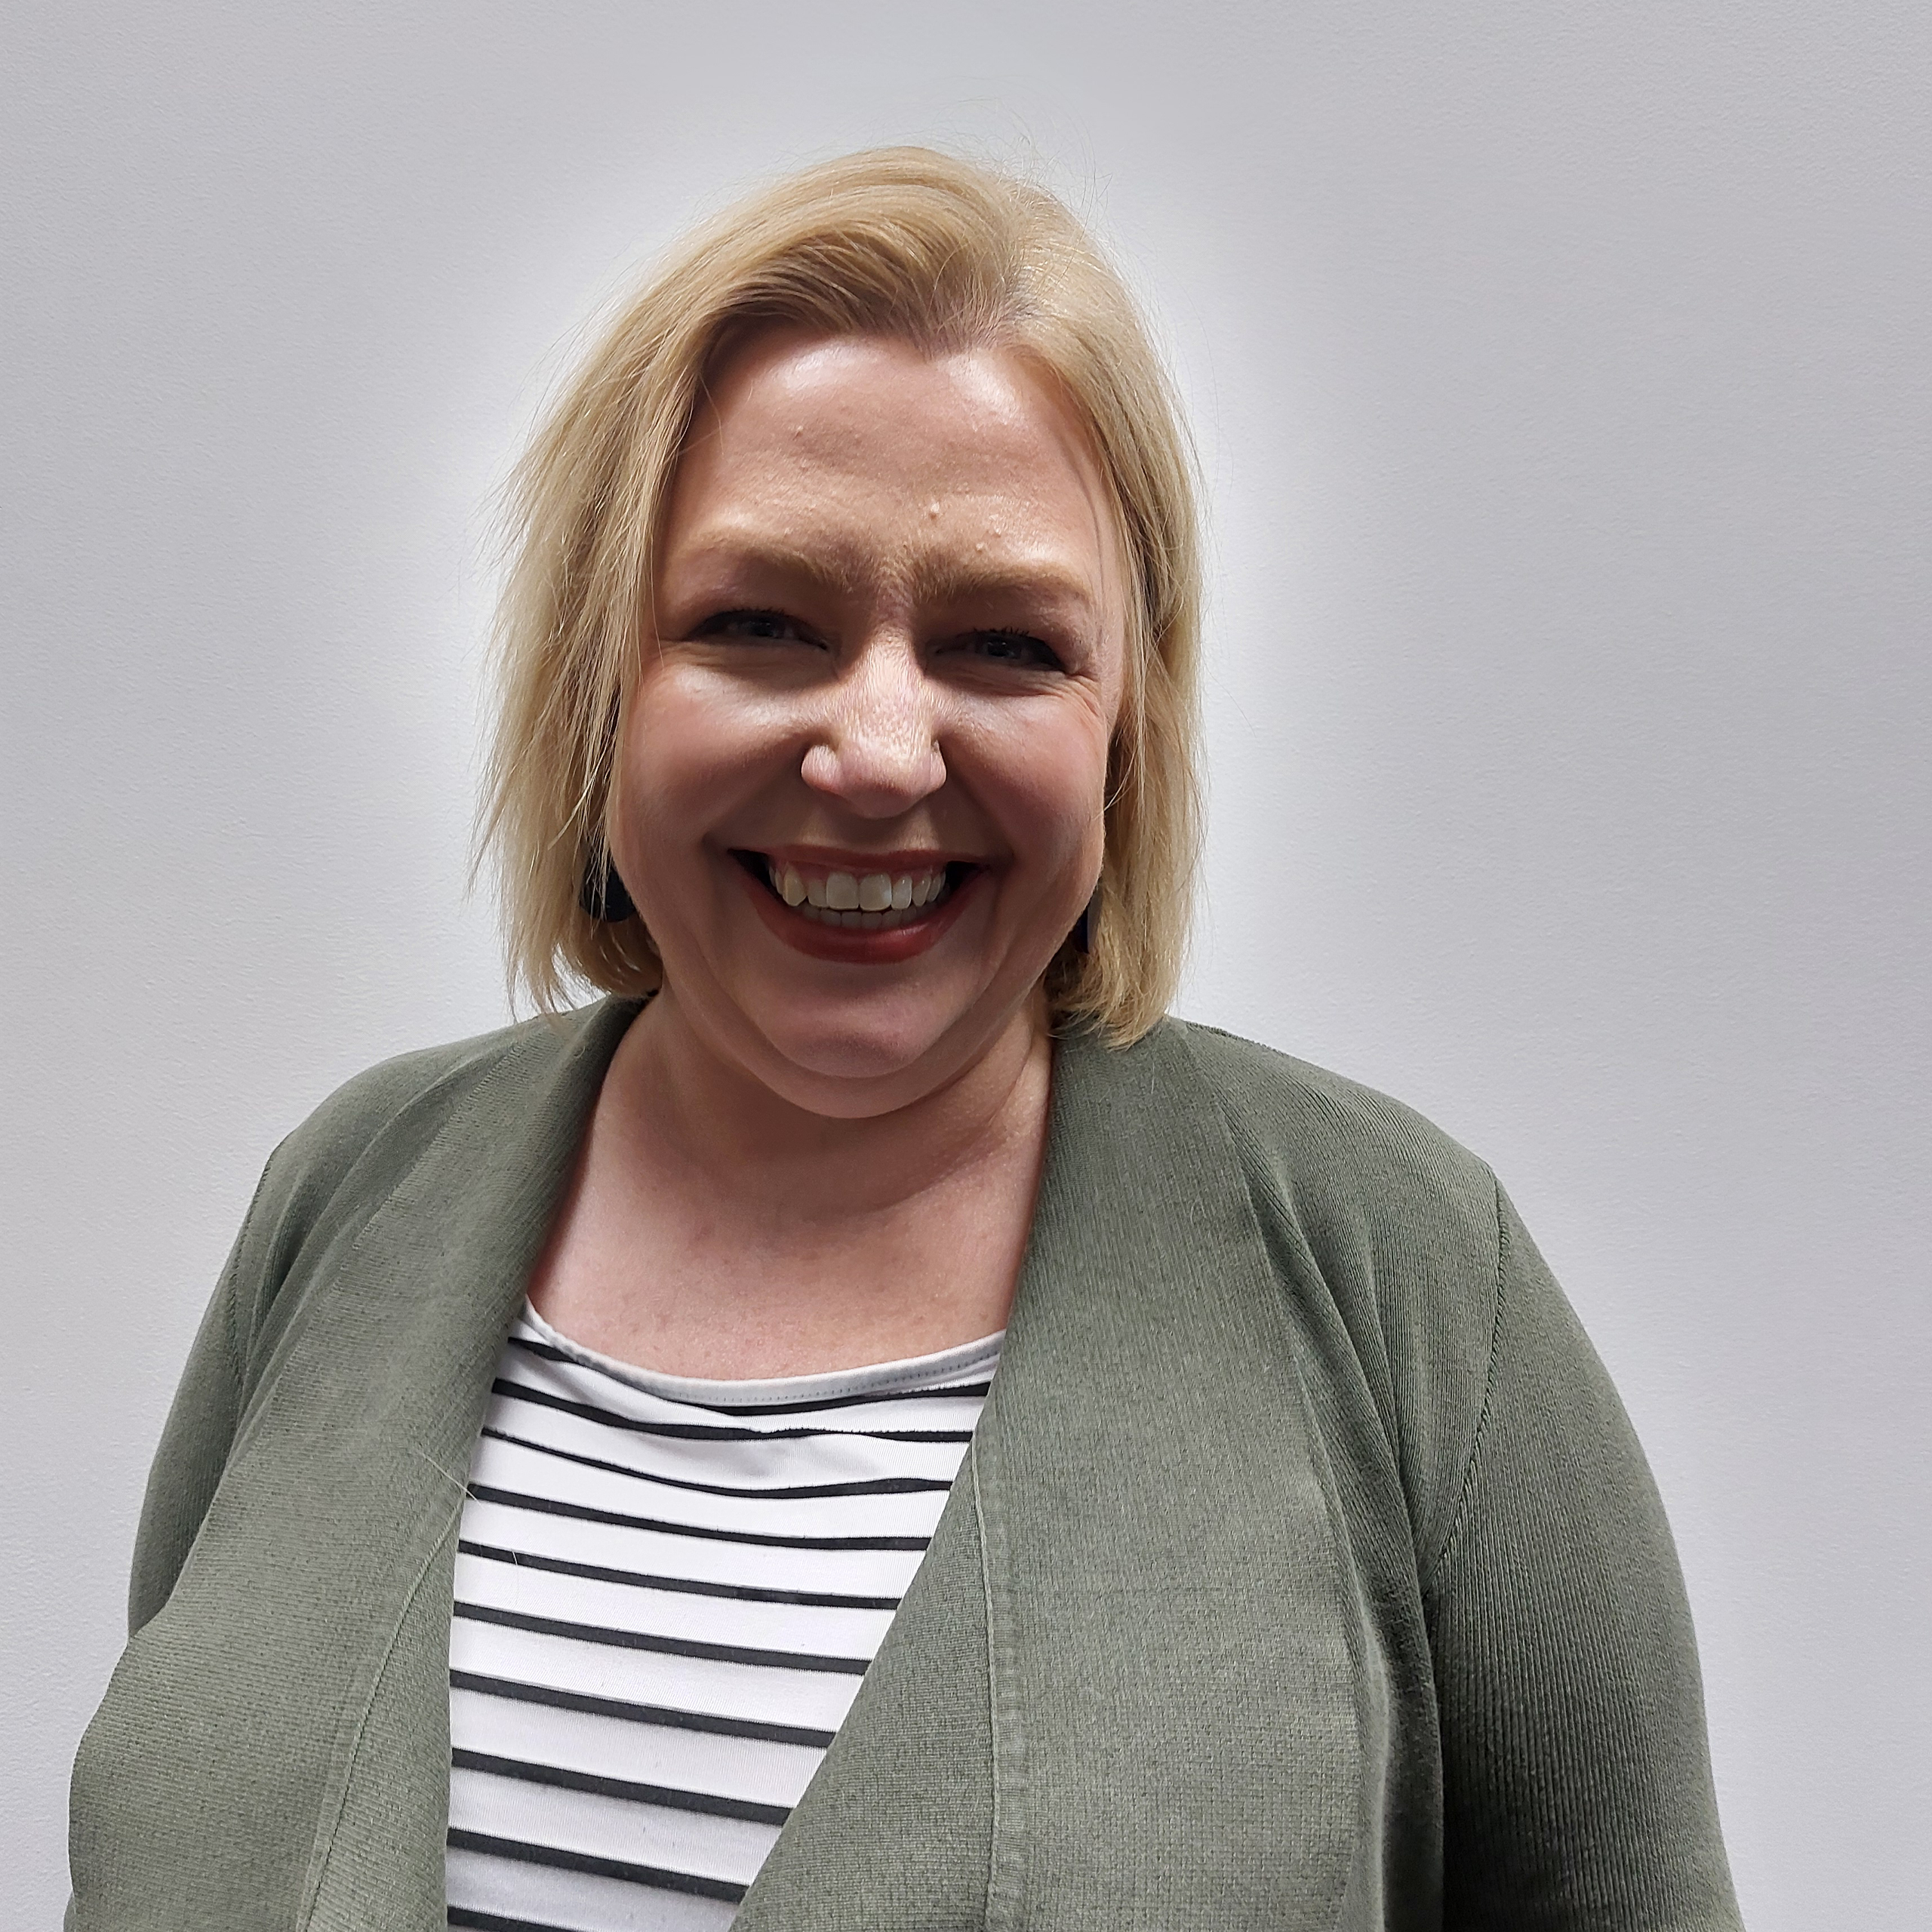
[445,1303,1001,1932]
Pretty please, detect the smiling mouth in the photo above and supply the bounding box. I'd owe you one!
[734,852,971,931]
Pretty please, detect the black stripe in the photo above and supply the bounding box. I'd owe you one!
[448,1907,580,1932]
[445,1828,745,1903]
[452,1747,792,1827]
[458,1540,901,1611]
[509,1332,993,1417]
[478,1424,952,1501]
[702,1380,991,1418]
[455,1599,872,1675]
[449,1669,835,1748]
[493,1377,974,1444]
[467,1482,931,1552]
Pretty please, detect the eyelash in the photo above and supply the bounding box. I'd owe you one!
[963,629,1063,671]
[693,610,1064,672]
[696,609,811,644]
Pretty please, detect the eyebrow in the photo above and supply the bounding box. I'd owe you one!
[670,534,1101,618]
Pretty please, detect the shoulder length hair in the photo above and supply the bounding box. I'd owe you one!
[481,146,1202,1045]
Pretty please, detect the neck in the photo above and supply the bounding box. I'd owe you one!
[604,983,1055,1229]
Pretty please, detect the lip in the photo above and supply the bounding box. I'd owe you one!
[731,849,982,964]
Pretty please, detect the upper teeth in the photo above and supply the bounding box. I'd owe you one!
[766,860,950,928]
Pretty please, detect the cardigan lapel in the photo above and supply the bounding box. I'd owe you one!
[295,1001,638,1929]
[733,1020,1367,1930]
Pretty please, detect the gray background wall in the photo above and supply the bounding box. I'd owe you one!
[5,3,1926,1924]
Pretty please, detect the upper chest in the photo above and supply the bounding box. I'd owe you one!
[526,1096,1039,1381]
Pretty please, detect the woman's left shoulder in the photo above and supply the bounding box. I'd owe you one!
[1159,1018,1549,1585]
[1168,1014,1517,1441]
[1164,1017,1501,1247]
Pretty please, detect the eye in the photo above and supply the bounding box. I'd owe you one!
[952,629,1065,672]
[691,608,818,645]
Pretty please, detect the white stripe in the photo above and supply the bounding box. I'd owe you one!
[485,1380,982,1478]
[457,1493,933,1601]
[469,1432,955,1540]
[455,1549,898,1658]
[451,1761,780,1884]
[451,1612,868,1734]
[446,1841,738,1931]
[449,1684,823,1810]
[498,1357,991,1435]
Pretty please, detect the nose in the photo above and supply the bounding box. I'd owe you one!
[800,635,946,816]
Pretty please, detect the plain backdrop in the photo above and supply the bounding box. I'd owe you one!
[5,3,1927,1924]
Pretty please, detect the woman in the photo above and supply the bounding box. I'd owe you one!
[69,149,1743,1931]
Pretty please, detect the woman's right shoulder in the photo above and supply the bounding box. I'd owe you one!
[246,1002,627,1288]
[273,1011,555,1177]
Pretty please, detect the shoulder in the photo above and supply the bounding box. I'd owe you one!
[270,1007,598,1189]
[260,1008,582,1209]
[1161,1018,1506,1567]
[1167,1017,1500,1245]
[235,1001,632,1339]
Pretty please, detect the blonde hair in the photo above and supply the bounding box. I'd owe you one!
[481,146,1202,1044]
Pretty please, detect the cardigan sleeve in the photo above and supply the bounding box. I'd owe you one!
[125,1151,281,1635]
[1422,1181,1743,1931]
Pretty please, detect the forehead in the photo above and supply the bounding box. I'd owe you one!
[662,330,1124,604]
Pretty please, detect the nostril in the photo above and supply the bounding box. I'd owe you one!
[799,733,947,808]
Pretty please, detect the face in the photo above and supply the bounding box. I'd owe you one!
[609,328,1129,1117]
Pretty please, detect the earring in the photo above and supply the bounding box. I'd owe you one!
[579,851,635,924]
[1071,881,1101,956]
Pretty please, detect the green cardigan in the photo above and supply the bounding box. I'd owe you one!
[68,1000,1742,1930]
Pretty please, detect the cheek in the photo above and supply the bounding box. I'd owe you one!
[618,669,780,836]
[965,697,1113,867]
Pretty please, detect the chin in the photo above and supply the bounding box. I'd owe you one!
[748,989,987,1104]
